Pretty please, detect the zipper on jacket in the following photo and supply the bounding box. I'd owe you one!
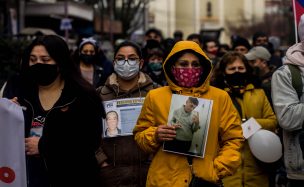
[24,99,35,136]
[44,98,76,187]
[45,97,76,118]
[42,97,77,168]
[241,145,245,186]
[24,97,76,187]
[138,82,142,98]
[114,143,116,167]
[138,148,142,186]
[24,99,43,186]
[187,156,194,186]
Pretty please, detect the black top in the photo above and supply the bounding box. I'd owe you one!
[5,78,103,187]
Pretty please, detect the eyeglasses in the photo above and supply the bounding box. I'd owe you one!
[114,58,139,65]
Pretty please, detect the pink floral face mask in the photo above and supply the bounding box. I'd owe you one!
[171,67,203,88]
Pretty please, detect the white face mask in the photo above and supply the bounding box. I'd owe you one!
[114,63,140,80]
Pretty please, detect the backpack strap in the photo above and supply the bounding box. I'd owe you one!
[287,64,303,100]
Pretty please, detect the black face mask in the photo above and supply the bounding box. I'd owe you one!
[80,54,95,64]
[28,64,59,86]
[252,66,261,76]
[224,72,248,87]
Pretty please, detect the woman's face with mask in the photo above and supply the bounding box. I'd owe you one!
[29,45,56,66]
[81,43,96,55]
[148,55,163,73]
[28,45,60,86]
[171,52,203,88]
[113,46,143,80]
[224,58,248,87]
[79,43,96,65]
[225,58,246,75]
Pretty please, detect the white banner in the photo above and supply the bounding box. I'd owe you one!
[0,98,27,187]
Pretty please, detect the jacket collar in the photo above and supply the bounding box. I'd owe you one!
[105,72,154,94]
[22,80,77,107]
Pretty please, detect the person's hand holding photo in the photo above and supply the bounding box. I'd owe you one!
[172,122,182,129]
[155,125,176,142]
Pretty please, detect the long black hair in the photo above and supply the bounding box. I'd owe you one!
[21,35,105,117]
[21,35,78,82]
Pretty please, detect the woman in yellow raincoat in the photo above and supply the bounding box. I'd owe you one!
[212,51,277,187]
[133,41,244,187]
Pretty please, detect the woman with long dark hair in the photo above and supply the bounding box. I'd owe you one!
[211,51,277,187]
[3,35,105,187]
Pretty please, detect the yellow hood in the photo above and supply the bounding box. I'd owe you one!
[163,41,212,94]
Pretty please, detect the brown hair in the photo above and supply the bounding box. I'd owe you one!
[211,51,258,89]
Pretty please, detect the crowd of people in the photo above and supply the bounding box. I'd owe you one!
[1,14,304,187]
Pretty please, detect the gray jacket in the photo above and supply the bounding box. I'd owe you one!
[271,42,304,180]
[170,106,199,141]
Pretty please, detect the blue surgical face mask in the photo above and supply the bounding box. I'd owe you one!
[114,63,140,80]
[148,62,162,71]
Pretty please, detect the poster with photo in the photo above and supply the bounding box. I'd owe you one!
[163,94,213,158]
[102,97,145,138]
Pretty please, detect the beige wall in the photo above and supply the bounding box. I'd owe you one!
[149,0,267,44]
[244,0,266,23]
[223,0,265,43]
[201,0,220,28]
[222,0,246,43]
[201,0,266,44]
[175,0,198,39]
[149,0,175,38]
[223,0,244,24]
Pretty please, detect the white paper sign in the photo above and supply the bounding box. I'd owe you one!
[241,117,262,139]
[0,98,27,187]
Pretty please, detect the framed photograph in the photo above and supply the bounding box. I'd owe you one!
[102,97,145,138]
[163,94,213,158]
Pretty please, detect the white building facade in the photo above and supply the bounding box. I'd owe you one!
[148,0,267,44]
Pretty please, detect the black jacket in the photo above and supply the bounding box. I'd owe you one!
[19,81,103,187]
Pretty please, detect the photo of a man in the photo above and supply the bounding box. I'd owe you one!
[164,97,200,153]
[104,111,121,137]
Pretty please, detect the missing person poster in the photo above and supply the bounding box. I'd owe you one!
[102,97,145,138]
[163,94,213,158]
